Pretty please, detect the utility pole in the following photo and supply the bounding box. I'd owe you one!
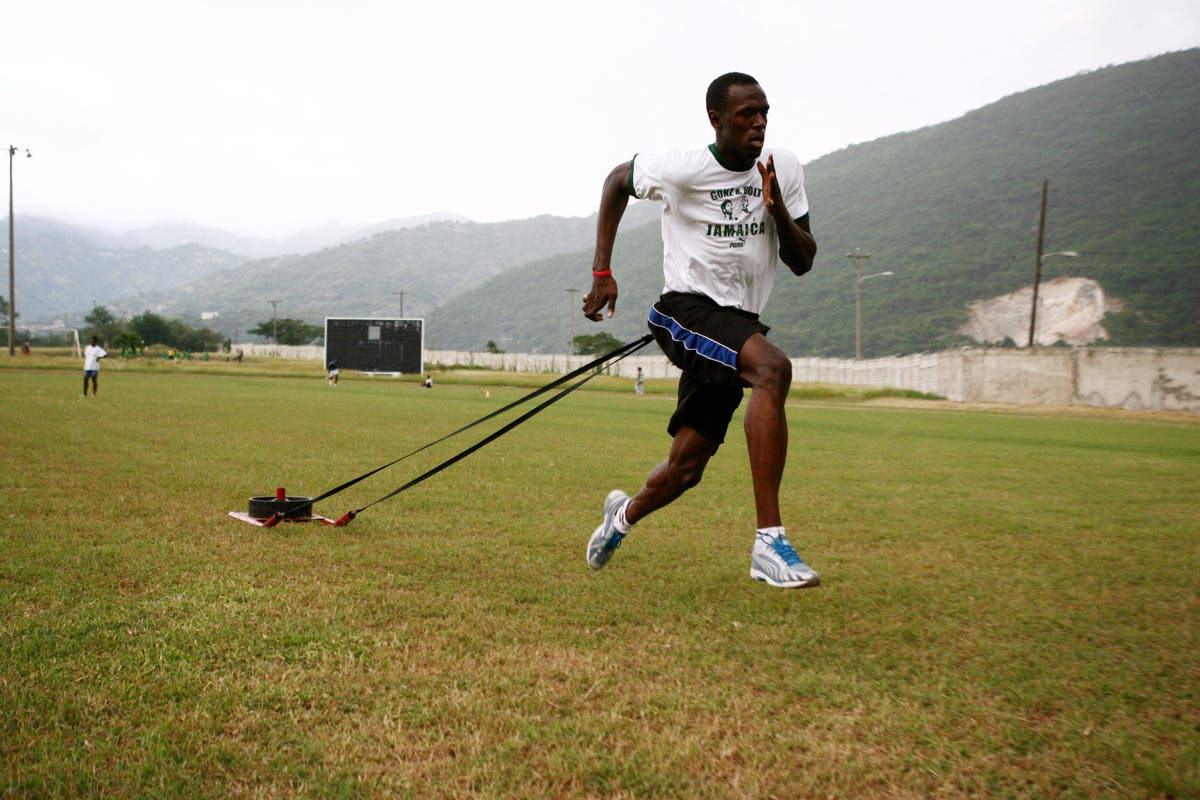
[846,248,871,360]
[392,290,405,318]
[565,288,580,354]
[1027,179,1049,348]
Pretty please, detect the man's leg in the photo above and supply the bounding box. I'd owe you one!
[738,334,819,587]
[587,428,717,570]
[625,427,718,525]
[736,333,791,528]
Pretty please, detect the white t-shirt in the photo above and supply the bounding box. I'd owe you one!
[83,344,107,371]
[631,145,808,315]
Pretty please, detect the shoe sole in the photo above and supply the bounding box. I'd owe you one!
[750,567,821,588]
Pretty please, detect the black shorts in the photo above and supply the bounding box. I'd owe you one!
[647,292,771,445]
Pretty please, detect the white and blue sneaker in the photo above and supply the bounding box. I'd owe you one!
[750,529,820,588]
[587,490,630,571]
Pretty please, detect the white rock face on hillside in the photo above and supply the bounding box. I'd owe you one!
[960,277,1123,346]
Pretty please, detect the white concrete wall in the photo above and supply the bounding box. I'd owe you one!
[239,341,1199,412]
[932,347,1199,411]
[231,344,325,360]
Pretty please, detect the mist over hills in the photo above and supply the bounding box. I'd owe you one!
[96,204,660,342]
[7,217,248,321]
[6,212,472,321]
[12,49,1198,356]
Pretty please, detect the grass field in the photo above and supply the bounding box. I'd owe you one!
[1,356,1197,798]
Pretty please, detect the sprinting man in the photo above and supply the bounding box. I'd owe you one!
[82,336,108,397]
[582,72,820,588]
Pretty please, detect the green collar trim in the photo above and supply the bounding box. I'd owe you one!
[708,143,755,172]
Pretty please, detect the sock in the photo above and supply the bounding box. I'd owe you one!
[756,526,785,543]
[614,500,633,534]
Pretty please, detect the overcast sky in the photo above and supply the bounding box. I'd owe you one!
[3,0,1197,238]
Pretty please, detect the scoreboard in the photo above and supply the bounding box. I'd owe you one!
[324,317,424,374]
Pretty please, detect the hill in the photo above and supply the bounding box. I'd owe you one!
[430,49,1199,355]
[5,212,483,324]
[105,204,660,341]
[773,47,1200,356]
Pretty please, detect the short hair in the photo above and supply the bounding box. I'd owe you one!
[706,72,759,113]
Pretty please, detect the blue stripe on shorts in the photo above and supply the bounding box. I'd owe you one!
[647,305,739,371]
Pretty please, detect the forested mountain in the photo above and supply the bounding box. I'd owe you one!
[16,49,1197,355]
[431,49,1199,355]
[105,204,660,342]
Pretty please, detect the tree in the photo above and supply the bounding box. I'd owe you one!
[572,332,625,355]
[175,325,224,352]
[128,311,173,348]
[83,305,124,345]
[112,331,145,357]
[248,318,323,346]
[485,339,504,354]
[0,296,14,347]
[84,305,115,328]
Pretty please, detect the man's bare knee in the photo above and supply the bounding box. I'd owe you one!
[740,336,792,394]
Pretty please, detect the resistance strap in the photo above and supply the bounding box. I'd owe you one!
[301,334,654,525]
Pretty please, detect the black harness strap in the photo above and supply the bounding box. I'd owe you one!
[309,334,654,514]
[355,369,595,514]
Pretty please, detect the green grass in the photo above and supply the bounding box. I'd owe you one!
[1,364,1197,798]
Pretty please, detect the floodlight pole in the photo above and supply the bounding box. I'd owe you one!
[8,145,31,356]
[1026,180,1080,347]
[1027,180,1049,348]
[846,249,871,360]
[393,290,405,318]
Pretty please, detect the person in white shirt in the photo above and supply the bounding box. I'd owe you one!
[82,336,108,397]
[582,72,820,588]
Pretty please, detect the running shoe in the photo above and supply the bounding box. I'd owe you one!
[750,530,820,588]
[587,490,629,571]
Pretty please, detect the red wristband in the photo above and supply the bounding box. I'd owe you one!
[592,269,613,277]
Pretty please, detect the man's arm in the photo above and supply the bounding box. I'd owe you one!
[582,160,634,321]
[757,155,816,276]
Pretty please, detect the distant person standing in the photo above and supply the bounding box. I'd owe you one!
[327,359,340,386]
[82,337,108,397]
[635,366,645,396]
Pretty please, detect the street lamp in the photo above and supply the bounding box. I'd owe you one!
[1027,250,1078,347]
[846,248,893,360]
[565,288,580,353]
[8,145,31,356]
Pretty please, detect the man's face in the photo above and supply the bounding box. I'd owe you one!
[710,82,768,167]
